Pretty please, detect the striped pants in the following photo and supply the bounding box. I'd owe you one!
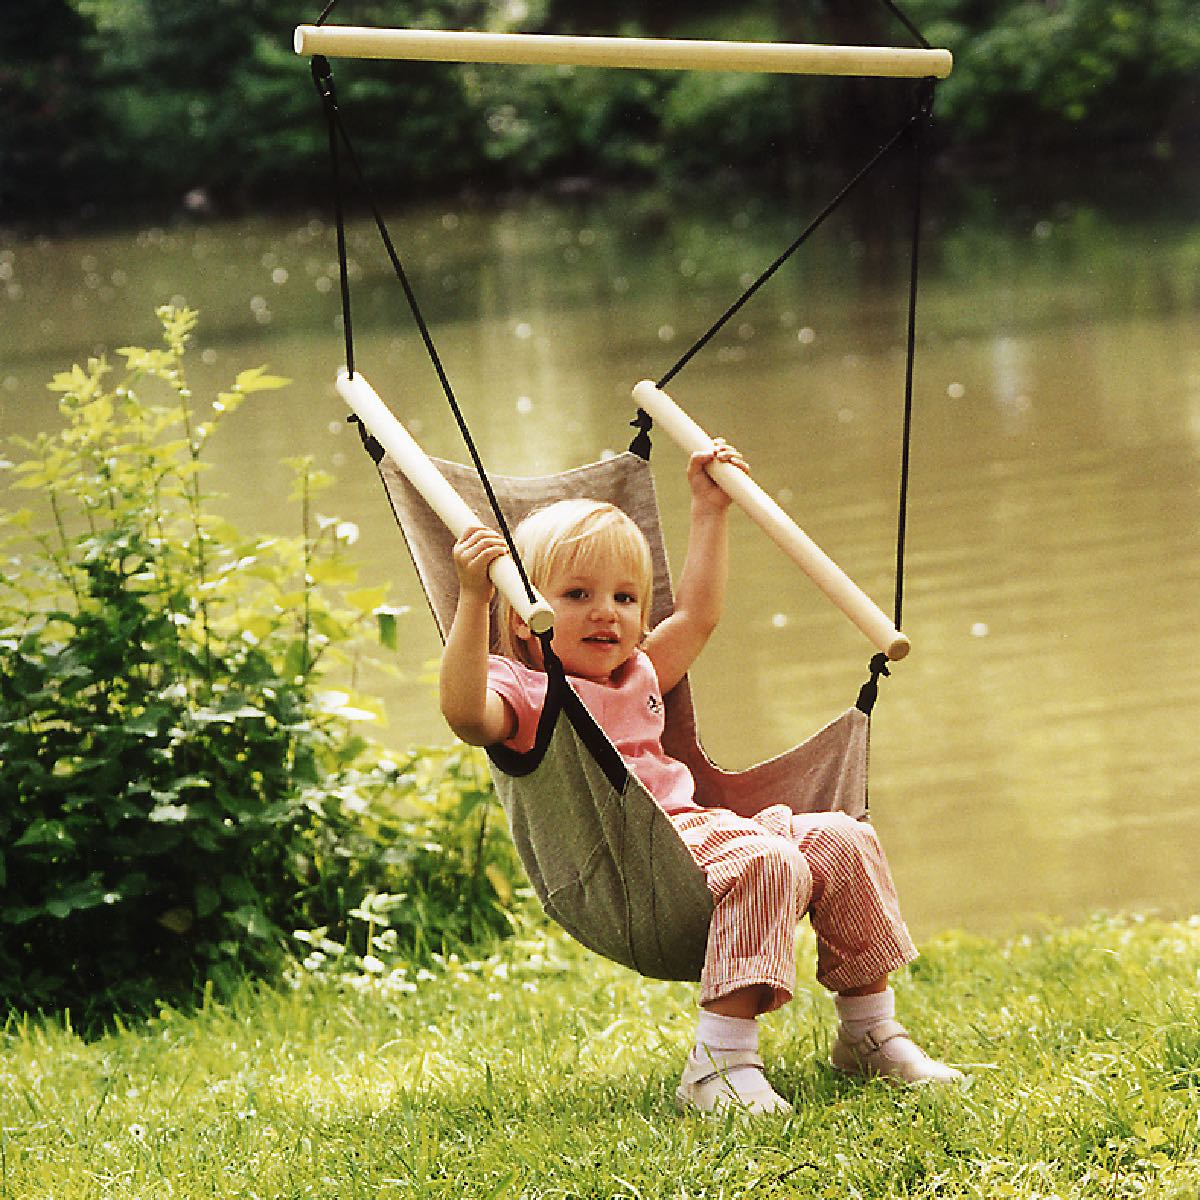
[671,805,918,1012]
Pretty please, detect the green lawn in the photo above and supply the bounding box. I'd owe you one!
[2,914,1198,1198]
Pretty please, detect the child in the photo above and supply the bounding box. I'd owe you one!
[439,440,962,1115]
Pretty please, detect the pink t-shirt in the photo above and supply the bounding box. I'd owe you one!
[486,650,701,815]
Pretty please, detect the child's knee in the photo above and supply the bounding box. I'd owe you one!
[802,811,884,863]
[748,836,810,896]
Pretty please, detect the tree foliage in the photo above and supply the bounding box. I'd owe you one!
[0,307,524,1027]
[3,1,1198,219]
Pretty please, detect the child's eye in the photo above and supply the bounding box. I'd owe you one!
[563,587,588,600]
[616,592,638,605]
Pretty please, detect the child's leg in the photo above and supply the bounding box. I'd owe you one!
[671,808,809,1113]
[673,807,813,1013]
[790,812,962,1083]
[789,810,916,991]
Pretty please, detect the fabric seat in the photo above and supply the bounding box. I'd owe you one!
[373,446,870,981]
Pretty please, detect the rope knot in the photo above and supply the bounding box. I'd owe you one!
[628,408,653,460]
[311,55,335,102]
[855,652,892,715]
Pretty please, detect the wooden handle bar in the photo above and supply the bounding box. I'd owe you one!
[294,26,952,79]
[336,371,556,636]
[632,381,910,661]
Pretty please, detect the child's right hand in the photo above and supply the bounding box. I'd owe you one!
[452,525,510,600]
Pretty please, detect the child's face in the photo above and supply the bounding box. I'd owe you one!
[524,555,645,683]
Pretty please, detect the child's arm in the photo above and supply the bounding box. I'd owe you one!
[643,440,749,694]
[439,526,518,746]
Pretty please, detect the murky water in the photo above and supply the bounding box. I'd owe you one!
[3,168,1198,938]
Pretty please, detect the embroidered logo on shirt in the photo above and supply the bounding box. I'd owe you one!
[646,693,663,716]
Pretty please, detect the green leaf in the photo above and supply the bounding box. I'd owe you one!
[307,559,357,586]
[15,819,76,850]
[44,878,106,918]
[194,883,220,919]
[116,346,174,374]
[232,367,289,394]
[345,586,388,613]
[484,863,513,906]
[221,874,257,904]
[377,610,397,651]
[283,640,310,680]
[229,905,273,939]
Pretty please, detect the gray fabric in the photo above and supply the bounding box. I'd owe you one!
[499,713,715,980]
[378,449,868,981]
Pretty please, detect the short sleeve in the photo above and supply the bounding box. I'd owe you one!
[486,655,549,753]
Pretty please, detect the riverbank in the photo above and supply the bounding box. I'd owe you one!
[3,912,1197,1198]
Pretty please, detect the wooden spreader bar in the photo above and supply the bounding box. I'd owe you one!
[633,382,911,661]
[336,370,557,637]
[294,26,952,79]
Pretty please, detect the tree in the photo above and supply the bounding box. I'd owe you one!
[0,1,101,217]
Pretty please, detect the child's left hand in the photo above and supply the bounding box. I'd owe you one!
[688,438,749,513]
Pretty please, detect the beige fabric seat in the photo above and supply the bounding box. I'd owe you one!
[374,446,870,981]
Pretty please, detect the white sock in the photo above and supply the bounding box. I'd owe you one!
[834,987,895,1039]
[835,988,933,1067]
[693,1009,763,1096]
[695,1009,759,1056]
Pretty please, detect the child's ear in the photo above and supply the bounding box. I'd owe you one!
[514,618,532,641]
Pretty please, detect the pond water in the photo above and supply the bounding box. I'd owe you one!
[3,164,1198,940]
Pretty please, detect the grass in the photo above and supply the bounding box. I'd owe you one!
[2,913,1198,1199]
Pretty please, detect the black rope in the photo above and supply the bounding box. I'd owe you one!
[656,97,928,391]
[309,55,540,609]
[894,81,932,633]
[856,79,932,714]
[312,58,355,377]
[875,0,932,50]
[314,0,341,26]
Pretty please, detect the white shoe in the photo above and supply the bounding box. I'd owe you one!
[675,1049,792,1115]
[831,1018,964,1085]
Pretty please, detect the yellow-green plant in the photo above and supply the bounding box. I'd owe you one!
[0,306,520,1027]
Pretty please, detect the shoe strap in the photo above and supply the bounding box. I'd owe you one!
[858,1019,909,1054]
[691,1049,765,1088]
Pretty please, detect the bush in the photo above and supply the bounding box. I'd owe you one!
[0,306,524,1027]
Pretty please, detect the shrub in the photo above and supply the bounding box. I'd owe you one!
[0,306,524,1027]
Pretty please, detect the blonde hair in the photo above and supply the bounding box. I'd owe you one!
[495,499,654,666]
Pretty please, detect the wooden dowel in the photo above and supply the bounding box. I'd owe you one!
[294,26,952,79]
[632,381,910,661]
[336,370,556,636]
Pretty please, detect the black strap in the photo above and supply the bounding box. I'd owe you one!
[485,635,629,794]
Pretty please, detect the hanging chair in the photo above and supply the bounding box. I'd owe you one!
[363,440,872,979]
[298,2,946,981]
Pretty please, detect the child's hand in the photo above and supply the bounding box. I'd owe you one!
[688,438,749,513]
[452,525,509,600]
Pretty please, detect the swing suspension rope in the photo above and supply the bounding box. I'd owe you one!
[307,0,937,702]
